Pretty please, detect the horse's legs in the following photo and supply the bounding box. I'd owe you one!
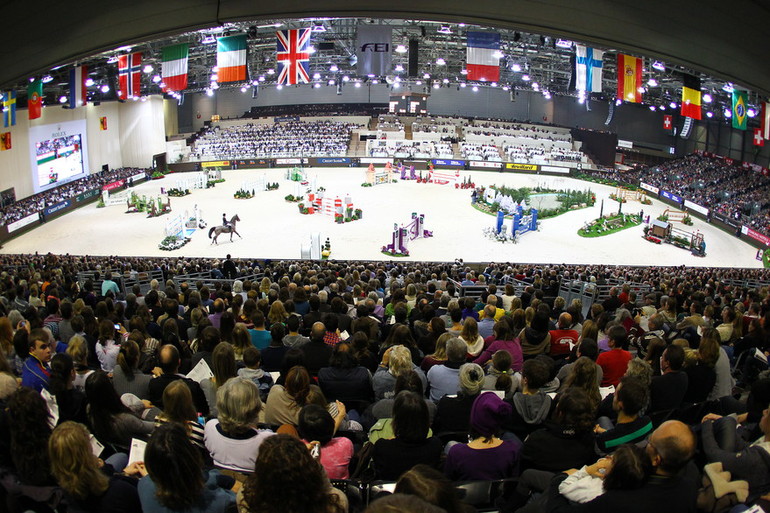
[233,229,241,239]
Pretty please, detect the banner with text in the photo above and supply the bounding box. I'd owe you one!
[44,199,71,217]
[660,190,683,204]
[505,163,539,171]
[102,179,125,192]
[470,161,503,169]
[742,226,770,246]
[75,188,101,203]
[234,159,270,168]
[360,157,393,164]
[639,182,660,195]
[275,158,308,166]
[540,166,571,174]
[7,212,40,233]
[315,157,351,165]
[201,161,231,168]
[683,200,709,216]
[432,159,465,167]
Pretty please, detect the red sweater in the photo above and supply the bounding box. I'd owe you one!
[596,349,632,387]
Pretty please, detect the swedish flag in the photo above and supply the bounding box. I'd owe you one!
[2,91,15,127]
[732,90,748,130]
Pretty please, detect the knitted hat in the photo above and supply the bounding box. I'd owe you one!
[470,392,512,437]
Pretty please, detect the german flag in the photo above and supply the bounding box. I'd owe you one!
[617,54,642,103]
[681,74,701,120]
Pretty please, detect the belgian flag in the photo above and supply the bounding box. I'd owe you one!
[681,74,701,120]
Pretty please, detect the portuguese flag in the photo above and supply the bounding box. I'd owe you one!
[27,79,42,120]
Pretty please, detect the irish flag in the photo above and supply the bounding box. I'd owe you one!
[162,44,188,92]
[217,35,247,83]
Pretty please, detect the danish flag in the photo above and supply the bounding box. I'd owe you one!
[118,53,142,99]
[276,29,311,85]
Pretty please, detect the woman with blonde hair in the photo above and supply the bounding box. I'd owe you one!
[460,317,484,358]
[66,335,95,391]
[49,421,144,512]
[259,277,272,299]
[373,345,427,400]
[267,301,289,327]
[421,332,454,373]
[232,323,252,361]
[0,317,14,369]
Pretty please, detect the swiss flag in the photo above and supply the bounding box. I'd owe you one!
[754,128,765,147]
[663,115,673,130]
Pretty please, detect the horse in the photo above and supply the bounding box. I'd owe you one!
[208,214,241,244]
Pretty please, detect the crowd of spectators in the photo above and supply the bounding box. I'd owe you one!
[461,143,503,161]
[1,253,770,511]
[0,167,147,227]
[192,120,360,160]
[368,141,453,159]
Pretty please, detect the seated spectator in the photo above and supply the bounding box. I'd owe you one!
[48,353,88,425]
[282,315,309,348]
[237,346,274,401]
[140,422,238,513]
[506,358,552,440]
[649,345,688,413]
[148,344,209,416]
[248,311,271,350]
[521,388,597,472]
[596,325,633,387]
[557,338,603,387]
[21,327,52,392]
[200,342,238,418]
[155,380,206,451]
[8,387,56,486]
[683,335,719,404]
[459,317,485,358]
[427,337,468,402]
[49,421,143,513]
[473,320,523,371]
[373,345,427,400]
[445,392,521,480]
[433,363,485,437]
[261,323,289,372]
[204,377,274,473]
[550,312,580,360]
[86,371,155,448]
[482,350,520,400]
[594,376,653,454]
[298,404,354,480]
[370,370,438,427]
[112,339,152,400]
[547,420,697,513]
[318,342,374,410]
[560,356,602,413]
[395,464,469,513]
[519,311,552,358]
[372,391,443,480]
[301,322,334,376]
[420,332,453,373]
[238,434,347,513]
[264,365,346,429]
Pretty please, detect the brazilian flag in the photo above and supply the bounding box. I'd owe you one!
[732,90,748,130]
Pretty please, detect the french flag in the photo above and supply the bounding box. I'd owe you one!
[466,31,500,82]
[68,65,87,109]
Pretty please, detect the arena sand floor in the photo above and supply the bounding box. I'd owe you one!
[0,167,761,268]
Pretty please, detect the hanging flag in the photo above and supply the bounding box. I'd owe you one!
[754,128,765,147]
[276,29,311,85]
[761,101,770,140]
[356,25,392,77]
[27,79,42,119]
[217,35,248,83]
[663,115,673,130]
[466,31,501,82]
[2,91,16,127]
[100,117,108,131]
[118,53,142,99]
[68,66,88,108]
[616,54,642,103]
[162,43,189,92]
[732,90,748,130]
[574,45,604,93]
[681,74,701,120]
[0,132,10,151]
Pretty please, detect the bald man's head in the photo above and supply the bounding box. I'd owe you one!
[311,321,326,340]
[159,344,180,374]
[558,312,573,329]
[648,420,695,475]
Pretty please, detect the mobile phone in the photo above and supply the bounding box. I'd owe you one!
[114,324,120,330]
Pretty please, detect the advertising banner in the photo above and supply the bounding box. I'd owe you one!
[44,200,71,217]
[75,188,101,203]
[505,163,539,171]
[102,179,125,192]
[660,190,683,204]
[432,159,465,167]
[683,200,709,216]
[7,213,40,233]
[639,182,660,195]
[742,226,770,246]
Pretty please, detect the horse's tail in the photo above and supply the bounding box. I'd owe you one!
[208,227,215,238]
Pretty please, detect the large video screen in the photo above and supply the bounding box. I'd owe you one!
[28,120,90,193]
[35,134,84,188]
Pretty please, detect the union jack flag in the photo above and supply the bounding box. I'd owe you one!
[276,29,311,85]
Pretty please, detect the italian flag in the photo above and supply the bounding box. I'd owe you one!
[217,35,247,83]
[162,44,189,92]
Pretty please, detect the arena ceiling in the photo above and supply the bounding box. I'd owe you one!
[4,0,770,114]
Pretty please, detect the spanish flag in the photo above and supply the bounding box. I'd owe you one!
[617,54,642,103]
[100,117,107,131]
[681,74,701,120]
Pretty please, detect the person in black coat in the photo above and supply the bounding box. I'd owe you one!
[147,345,209,416]
[300,322,334,377]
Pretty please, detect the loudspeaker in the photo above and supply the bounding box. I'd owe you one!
[102,164,109,172]
[408,39,419,77]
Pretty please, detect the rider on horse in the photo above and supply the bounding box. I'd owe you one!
[222,213,231,231]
